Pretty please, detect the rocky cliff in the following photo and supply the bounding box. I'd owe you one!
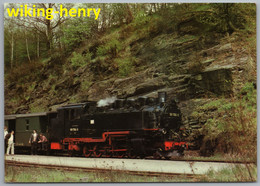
[5,19,256,152]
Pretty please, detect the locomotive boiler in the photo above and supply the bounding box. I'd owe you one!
[49,92,187,159]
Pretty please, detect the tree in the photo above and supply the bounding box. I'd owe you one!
[110,4,133,25]
[11,3,73,55]
[61,17,93,52]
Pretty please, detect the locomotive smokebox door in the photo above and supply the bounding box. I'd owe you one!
[158,92,167,103]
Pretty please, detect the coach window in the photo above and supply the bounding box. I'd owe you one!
[26,119,29,131]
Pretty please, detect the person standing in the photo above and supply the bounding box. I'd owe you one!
[4,126,8,138]
[6,130,15,155]
[29,130,39,155]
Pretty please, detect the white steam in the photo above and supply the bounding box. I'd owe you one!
[97,97,117,107]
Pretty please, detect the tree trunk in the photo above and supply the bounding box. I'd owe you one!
[46,19,52,54]
[126,4,133,24]
[101,4,106,32]
[10,32,14,68]
[25,37,31,63]
[37,33,40,58]
[153,3,157,12]
[46,3,53,55]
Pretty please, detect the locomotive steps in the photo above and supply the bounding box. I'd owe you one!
[5,155,250,175]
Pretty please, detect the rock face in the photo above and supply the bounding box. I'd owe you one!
[133,78,166,96]
[189,68,233,97]
[4,30,255,154]
[83,38,252,151]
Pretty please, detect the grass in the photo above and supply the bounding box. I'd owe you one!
[5,165,194,183]
[203,164,257,182]
[179,152,256,163]
[5,163,257,183]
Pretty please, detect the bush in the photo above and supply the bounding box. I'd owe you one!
[7,61,43,84]
[80,79,92,92]
[131,10,151,29]
[200,82,257,161]
[205,165,257,182]
[61,17,92,52]
[96,39,122,58]
[70,52,92,69]
[115,58,134,77]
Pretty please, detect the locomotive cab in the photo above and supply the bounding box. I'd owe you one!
[161,99,182,132]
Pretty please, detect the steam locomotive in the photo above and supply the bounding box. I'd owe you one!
[5,92,187,159]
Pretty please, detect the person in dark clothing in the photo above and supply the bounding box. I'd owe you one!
[29,130,39,155]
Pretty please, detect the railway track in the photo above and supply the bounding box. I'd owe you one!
[167,158,255,164]
[5,160,197,178]
[5,155,252,175]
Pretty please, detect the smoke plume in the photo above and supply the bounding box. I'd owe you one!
[97,96,117,107]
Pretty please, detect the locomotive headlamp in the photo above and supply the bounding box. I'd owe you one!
[162,128,167,134]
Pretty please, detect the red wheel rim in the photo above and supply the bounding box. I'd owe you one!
[83,145,92,157]
[105,149,112,158]
[128,151,136,159]
[117,152,124,158]
[93,145,102,158]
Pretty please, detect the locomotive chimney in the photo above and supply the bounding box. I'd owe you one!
[158,92,167,103]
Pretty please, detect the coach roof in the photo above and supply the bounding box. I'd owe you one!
[4,112,48,120]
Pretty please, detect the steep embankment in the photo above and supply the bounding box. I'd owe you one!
[4,12,256,155]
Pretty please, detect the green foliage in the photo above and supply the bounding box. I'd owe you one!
[96,39,122,58]
[204,3,256,34]
[49,84,57,96]
[205,165,257,182]
[5,166,193,182]
[27,83,36,93]
[4,3,256,117]
[80,79,92,92]
[192,3,211,12]
[89,56,114,76]
[69,95,80,103]
[5,163,256,182]
[7,61,43,84]
[175,35,197,43]
[70,52,92,69]
[200,82,257,160]
[4,26,43,69]
[110,4,133,25]
[41,57,51,64]
[115,57,134,77]
[61,17,92,52]
[29,105,45,113]
[200,99,225,111]
[4,3,256,71]
[131,10,151,28]
[96,46,107,56]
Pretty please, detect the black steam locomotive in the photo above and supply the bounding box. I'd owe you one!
[49,92,187,159]
[5,92,187,159]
